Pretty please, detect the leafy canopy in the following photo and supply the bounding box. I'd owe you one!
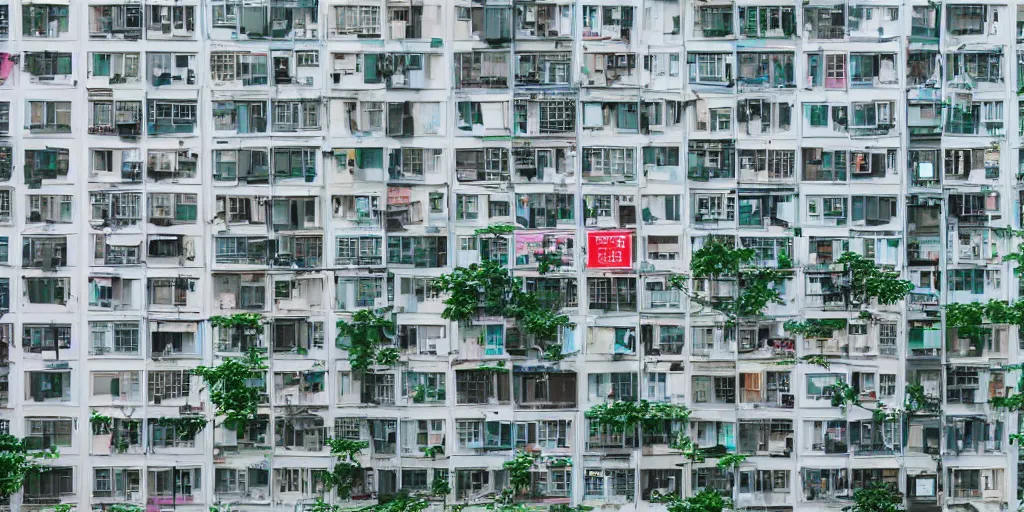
[584,400,690,433]
[435,259,573,356]
[836,251,914,305]
[653,487,732,512]
[321,438,370,499]
[845,482,904,512]
[0,433,59,499]
[677,238,790,320]
[336,308,398,373]
[193,347,268,429]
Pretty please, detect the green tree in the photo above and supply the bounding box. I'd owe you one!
[192,347,268,429]
[835,252,913,305]
[336,308,398,372]
[435,259,573,358]
[653,487,731,512]
[671,238,790,321]
[322,438,370,499]
[0,433,59,499]
[845,482,904,512]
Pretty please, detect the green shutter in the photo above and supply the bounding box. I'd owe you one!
[93,54,110,76]
[57,55,71,75]
[363,54,380,83]
[176,204,197,222]
[362,149,383,169]
[782,9,795,35]
[746,7,758,35]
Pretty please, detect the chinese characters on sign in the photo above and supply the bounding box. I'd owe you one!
[586,230,632,269]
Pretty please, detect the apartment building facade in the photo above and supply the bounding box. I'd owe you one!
[0,0,1022,511]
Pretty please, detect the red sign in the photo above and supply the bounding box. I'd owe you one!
[587,230,633,269]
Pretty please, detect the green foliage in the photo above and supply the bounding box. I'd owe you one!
[431,473,452,497]
[51,506,73,512]
[828,380,861,409]
[765,354,833,370]
[376,347,400,367]
[478,361,510,373]
[904,384,941,413]
[336,308,397,372]
[945,301,1024,354]
[411,385,445,403]
[209,313,265,334]
[685,239,790,319]
[690,240,754,279]
[549,505,594,512]
[835,252,914,305]
[653,487,732,512]
[784,319,847,338]
[990,365,1024,444]
[309,498,339,512]
[541,343,569,362]
[670,434,705,462]
[360,495,430,512]
[90,410,112,434]
[436,260,573,343]
[777,252,793,269]
[846,482,904,512]
[715,453,748,469]
[534,252,565,275]
[800,354,833,370]
[421,445,445,459]
[547,457,573,467]
[584,400,690,433]
[436,260,519,322]
[104,505,143,512]
[666,274,687,291]
[496,451,538,505]
[1002,239,1024,276]
[0,433,59,499]
[155,416,209,441]
[322,438,370,500]
[192,347,268,430]
[475,224,517,238]
[733,267,787,317]
[504,451,538,491]
[828,380,904,424]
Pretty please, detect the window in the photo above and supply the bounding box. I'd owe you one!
[148,278,192,306]
[149,193,198,224]
[807,374,845,399]
[692,376,736,403]
[147,101,197,134]
[26,419,72,448]
[538,101,575,133]
[22,5,70,37]
[90,322,140,355]
[25,52,72,77]
[688,53,729,82]
[273,100,320,131]
[24,278,68,305]
[334,6,381,36]
[212,1,239,27]
[296,51,319,67]
[456,195,479,221]
[149,370,192,403]
[22,325,71,352]
[28,101,72,133]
